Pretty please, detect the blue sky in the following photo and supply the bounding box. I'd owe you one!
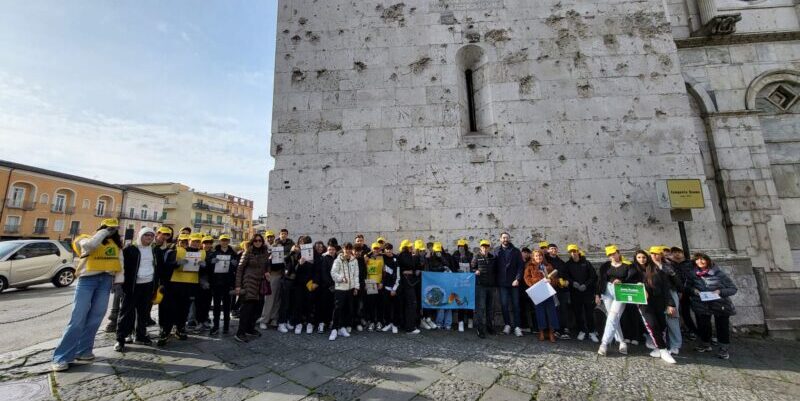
[0,1,277,215]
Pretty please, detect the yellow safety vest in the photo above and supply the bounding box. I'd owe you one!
[366,256,384,284]
[74,235,122,273]
[171,247,205,284]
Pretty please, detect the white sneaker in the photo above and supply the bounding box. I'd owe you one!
[287,323,295,330]
[577,332,586,341]
[589,332,599,343]
[458,322,465,332]
[51,362,69,372]
[367,323,375,332]
[259,323,267,330]
[669,347,679,355]
[392,325,398,334]
[660,349,677,364]
[294,324,302,334]
[356,325,364,332]
[467,319,474,329]
[381,323,393,332]
[503,325,511,335]
[277,323,288,333]
[346,326,352,334]
[376,323,383,331]
[650,349,662,358]
[598,344,607,356]
[339,328,350,337]
[256,317,264,324]
[514,327,523,337]
[619,342,629,355]
[420,319,431,330]
[318,323,325,334]
[306,323,314,334]
[329,329,337,341]
[409,329,420,334]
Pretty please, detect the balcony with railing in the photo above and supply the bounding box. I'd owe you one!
[118,212,164,223]
[192,202,230,214]
[194,218,224,227]
[95,210,115,218]
[4,224,20,234]
[5,199,36,211]
[51,205,76,215]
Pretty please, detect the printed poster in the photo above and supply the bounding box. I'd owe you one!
[271,247,285,265]
[214,254,231,273]
[183,251,202,272]
[421,272,475,310]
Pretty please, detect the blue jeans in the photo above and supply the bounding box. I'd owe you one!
[53,274,113,364]
[435,309,452,328]
[535,296,560,330]
[498,286,521,328]
[665,290,682,349]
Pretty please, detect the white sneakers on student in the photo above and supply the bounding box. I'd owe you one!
[410,328,421,334]
[381,323,392,332]
[514,327,523,337]
[503,325,511,335]
[392,325,398,334]
[294,324,302,335]
[368,323,375,332]
[51,362,69,372]
[339,328,351,337]
[356,325,364,332]
[619,342,629,355]
[318,323,325,334]
[650,349,662,358]
[669,347,680,355]
[277,323,288,333]
[598,344,608,356]
[259,323,267,330]
[589,332,599,343]
[329,329,337,341]
[306,323,313,334]
[458,322,465,332]
[467,319,474,329]
[577,331,586,341]
[661,349,677,364]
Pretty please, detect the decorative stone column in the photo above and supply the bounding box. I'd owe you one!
[695,0,742,35]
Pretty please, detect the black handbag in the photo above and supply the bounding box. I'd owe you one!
[709,297,736,316]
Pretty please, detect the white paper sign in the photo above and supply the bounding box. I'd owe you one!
[458,262,470,272]
[214,255,231,273]
[526,279,557,305]
[365,279,379,295]
[699,291,721,302]
[271,247,285,265]
[300,243,314,262]
[183,251,202,272]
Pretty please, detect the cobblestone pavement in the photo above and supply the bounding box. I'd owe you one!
[1,326,798,401]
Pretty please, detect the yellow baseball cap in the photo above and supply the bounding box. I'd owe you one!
[102,218,119,228]
[178,234,191,241]
[264,230,275,237]
[376,237,386,243]
[189,233,203,242]
[457,239,467,247]
[480,239,491,247]
[414,239,426,251]
[219,234,231,241]
[371,242,381,250]
[605,245,619,256]
[432,242,443,252]
[538,241,549,249]
[399,239,412,250]
[202,236,214,243]
[157,227,172,235]
[567,244,579,252]
[648,246,663,255]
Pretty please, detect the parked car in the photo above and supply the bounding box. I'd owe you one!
[0,240,76,293]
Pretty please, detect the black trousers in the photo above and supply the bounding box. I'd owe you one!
[639,304,668,349]
[195,287,212,324]
[160,282,195,335]
[381,289,400,326]
[571,292,596,333]
[211,285,231,330]
[291,286,311,326]
[556,291,572,331]
[364,293,383,324]
[117,282,154,342]
[518,286,532,329]
[333,290,354,330]
[237,300,259,336]
[680,293,698,334]
[313,289,334,326]
[278,278,294,324]
[621,303,643,341]
[400,280,418,332]
[696,313,731,345]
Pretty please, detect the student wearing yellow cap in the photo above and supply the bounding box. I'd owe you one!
[52,219,124,372]
[207,234,239,335]
[425,242,453,330]
[397,239,421,334]
[564,244,598,343]
[451,239,474,332]
[649,246,682,355]
[363,242,386,331]
[380,242,401,334]
[158,232,206,346]
[193,236,216,331]
[546,243,572,340]
[596,245,637,356]
[471,240,497,338]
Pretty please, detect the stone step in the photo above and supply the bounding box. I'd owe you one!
[767,289,800,318]
[766,317,800,340]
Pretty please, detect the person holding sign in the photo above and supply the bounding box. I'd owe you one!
[289,236,315,334]
[329,243,361,341]
[689,253,738,360]
[364,242,385,331]
[159,233,205,345]
[471,240,497,339]
[207,235,238,335]
[451,239,474,332]
[634,250,677,364]
[524,250,560,343]
[596,245,637,356]
[52,219,124,372]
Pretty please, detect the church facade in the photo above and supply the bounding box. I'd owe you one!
[267,0,799,272]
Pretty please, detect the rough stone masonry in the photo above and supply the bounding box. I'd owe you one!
[266,0,798,273]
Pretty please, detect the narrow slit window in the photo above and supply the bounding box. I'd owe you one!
[465,69,477,132]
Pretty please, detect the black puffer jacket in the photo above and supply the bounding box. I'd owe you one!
[565,256,596,297]
[471,252,497,287]
[689,264,738,316]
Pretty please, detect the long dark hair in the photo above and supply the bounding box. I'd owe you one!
[248,234,266,254]
[635,250,658,289]
[99,225,123,248]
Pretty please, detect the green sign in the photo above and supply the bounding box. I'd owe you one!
[614,283,647,305]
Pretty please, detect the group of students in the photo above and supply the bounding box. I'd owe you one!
[50,219,738,372]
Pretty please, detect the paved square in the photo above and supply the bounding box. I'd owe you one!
[1,328,799,400]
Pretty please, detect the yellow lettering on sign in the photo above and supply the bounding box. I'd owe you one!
[666,179,705,209]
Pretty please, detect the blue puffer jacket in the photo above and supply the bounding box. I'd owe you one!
[689,264,738,316]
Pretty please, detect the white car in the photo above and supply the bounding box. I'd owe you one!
[0,240,76,293]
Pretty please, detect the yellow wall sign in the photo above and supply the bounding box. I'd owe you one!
[666,179,705,209]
